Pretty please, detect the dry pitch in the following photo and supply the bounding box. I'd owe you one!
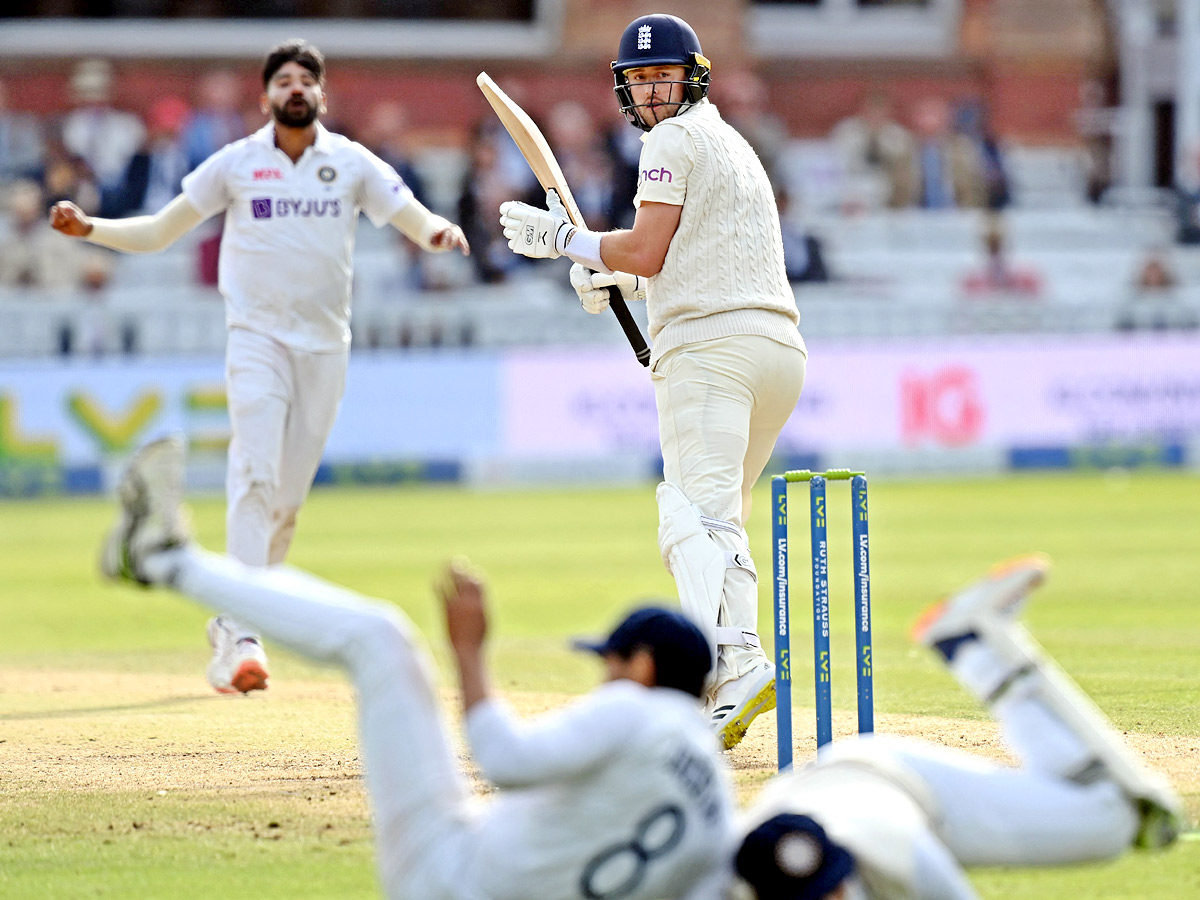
[5,669,1196,805]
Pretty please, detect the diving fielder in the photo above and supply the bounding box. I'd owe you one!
[101,436,735,900]
[733,555,1183,900]
[51,40,470,695]
[498,13,807,751]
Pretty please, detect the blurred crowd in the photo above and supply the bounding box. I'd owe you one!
[0,60,1012,296]
[1,59,1195,342]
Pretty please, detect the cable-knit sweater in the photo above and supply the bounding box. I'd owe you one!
[635,100,805,363]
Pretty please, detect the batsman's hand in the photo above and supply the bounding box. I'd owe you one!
[569,263,647,314]
[49,201,93,238]
[500,189,575,260]
[437,557,489,658]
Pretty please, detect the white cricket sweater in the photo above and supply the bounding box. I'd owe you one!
[635,101,805,363]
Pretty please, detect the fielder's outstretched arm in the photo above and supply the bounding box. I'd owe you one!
[390,196,470,255]
[50,194,206,253]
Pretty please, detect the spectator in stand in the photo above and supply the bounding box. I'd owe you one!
[184,71,251,285]
[1174,142,1200,245]
[604,121,642,229]
[1075,78,1115,205]
[1134,250,1177,293]
[960,214,1042,298]
[362,99,439,290]
[362,100,428,208]
[0,78,44,189]
[60,59,145,194]
[955,100,1010,210]
[458,119,540,283]
[182,70,247,171]
[830,90,912,210]
[102,96,192,219]
[712,70,789,189]
[546,101,616,232]
[41,141,102,214]
[58,252,127,358]
[1115,249,1197,332]
[0,179,99,290]
[895,96,986,209]
[777,189,830,284]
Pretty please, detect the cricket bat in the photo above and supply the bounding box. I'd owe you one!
[477,71,652,367]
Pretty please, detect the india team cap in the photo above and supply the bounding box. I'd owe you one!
[573,606,712,692]
[735,814,856,900]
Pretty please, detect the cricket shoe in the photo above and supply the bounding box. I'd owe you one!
[206,616,269,694]
[100,436,191,586]
[708,660,776,751]
[910,553,1050,657]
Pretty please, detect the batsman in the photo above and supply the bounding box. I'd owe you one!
[499,13,807,749]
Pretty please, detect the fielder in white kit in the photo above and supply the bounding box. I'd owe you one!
[731,555,1183,900]
[498,13,807,751]
[100,436,736,900]
[50,39,470,695]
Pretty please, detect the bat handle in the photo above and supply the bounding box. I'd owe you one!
[607,291,652,367]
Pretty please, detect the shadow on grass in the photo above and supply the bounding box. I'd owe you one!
[0,693,215,721]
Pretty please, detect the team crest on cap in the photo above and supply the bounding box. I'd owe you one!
[638,24,652,50]
[318,166,337,183]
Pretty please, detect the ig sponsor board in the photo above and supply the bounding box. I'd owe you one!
[0,335,1195,484]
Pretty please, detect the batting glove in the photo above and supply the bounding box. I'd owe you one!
[570,263,647,314]
[500,189,575,260]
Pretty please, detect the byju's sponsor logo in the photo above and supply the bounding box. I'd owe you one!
[249,198,342,219]
[276,198,341,218]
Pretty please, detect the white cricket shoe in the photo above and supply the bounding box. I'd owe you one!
[708,660,776,751]
[911,553,1050,651]
[206,616,269,695]
[100,436,191,586]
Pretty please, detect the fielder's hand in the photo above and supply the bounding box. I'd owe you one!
[429,222,470,255]
[437,557,489,656]
[500,189,576,260]
[569,263,647,315]
[49,200,93,238]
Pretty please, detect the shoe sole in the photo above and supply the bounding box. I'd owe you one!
[910,552,1050,644]
[718,679,777,751]
[213,660,269,695]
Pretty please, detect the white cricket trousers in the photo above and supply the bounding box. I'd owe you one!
[653,334,805,678]
[652,334,806,528]
[225,327,348,566]
[831,640,1139,866]
[160,548,475,900]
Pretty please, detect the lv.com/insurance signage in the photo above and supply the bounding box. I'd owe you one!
[0,333,1197,495]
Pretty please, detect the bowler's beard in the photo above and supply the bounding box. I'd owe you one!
[271,96,319,128]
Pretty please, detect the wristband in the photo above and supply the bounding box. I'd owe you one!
[560,227,612,275]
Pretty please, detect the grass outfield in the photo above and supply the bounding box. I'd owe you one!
[1,469,1198,898]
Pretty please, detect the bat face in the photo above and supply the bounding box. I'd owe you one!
[476,72,584,226]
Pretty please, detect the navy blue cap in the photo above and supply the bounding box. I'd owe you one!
[574,606,712,698]
[735,814,855,900]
